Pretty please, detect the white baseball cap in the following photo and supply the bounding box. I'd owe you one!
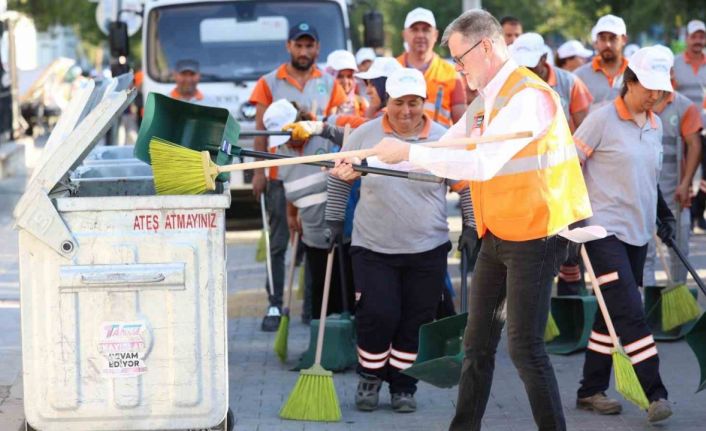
[404,7,436,29]
[327,50,358,72]
[623,43,640,60]
[593,14,626,37]
[355,57,403,80]
[355,47,376,65]
[651,44,675,68]
[557,40,593,59]
[687,20,706,35]
[386,68,427,99]
[627,46,673,93]
[510,33,547,68]
[263,99,298,148]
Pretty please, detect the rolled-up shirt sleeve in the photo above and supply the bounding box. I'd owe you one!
[408,88,555,181]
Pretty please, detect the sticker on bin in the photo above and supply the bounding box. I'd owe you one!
[132,212,218,231]
[98,321,151,377]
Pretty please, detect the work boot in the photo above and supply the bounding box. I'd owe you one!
[260,306,281,332]
[647,399,672,423]
[355,373,382,411]
[391,392,416,413]
[576,392,622,414]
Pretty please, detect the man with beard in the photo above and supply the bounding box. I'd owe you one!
[249,22,347,331]
[674,20,706,229]
[575,14,629,112]
[397,7,466,127]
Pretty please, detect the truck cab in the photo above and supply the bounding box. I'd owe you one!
[141,0,352,219]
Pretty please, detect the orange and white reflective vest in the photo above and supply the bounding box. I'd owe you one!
[397,53,458,127]
[465,67,592,241]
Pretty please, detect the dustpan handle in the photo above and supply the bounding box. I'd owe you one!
[284,232,300,313]
[315,247,336,366]
[667,238,706,296]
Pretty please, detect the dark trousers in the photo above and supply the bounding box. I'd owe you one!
[264,180,289,308]
[351,242,449,394]
[578,236,668,402]
[305,244,355,319]
[692,135,706,222]
[450,232,568,431]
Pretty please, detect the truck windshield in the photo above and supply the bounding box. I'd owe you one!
[146,1,347,83]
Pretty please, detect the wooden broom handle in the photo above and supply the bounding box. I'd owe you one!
[421,131,533,148]
[284,232,299,311]
[314,248,336,366]
[217,148,376,173]
[654,234,673,284]
[580,245,621,348]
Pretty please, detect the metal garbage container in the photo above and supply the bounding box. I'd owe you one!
[14,87,231,430]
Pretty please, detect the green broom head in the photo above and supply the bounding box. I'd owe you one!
[661,283,702,331]
[279,364,341,422]
[544,311,560,342]
[273,311,290,363]
[149,137,218,195]
[612,347,649,409]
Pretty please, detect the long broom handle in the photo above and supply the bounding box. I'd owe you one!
[654,234,673,285]
[284,232,300,313]
[580,245,622,348]
[216,131,534,173]
[260,198,275,300]
[239,130,292,137]
[315,248,336,366]
[217,148,377,173]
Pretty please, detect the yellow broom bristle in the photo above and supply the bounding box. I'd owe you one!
[613,349,649,409]
[274,314,290,363]
[544,311,560,342]
[661,284,702,331]
[149,138,216,195]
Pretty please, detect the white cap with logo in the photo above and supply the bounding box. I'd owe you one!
[509,32,546,68]
[263,99,298,148]
[327,50,358,72]
[355,47,377,65]
[355,57,403,80]
[594,14,627,37]
[687,20,706,35]
[386,68,427,99]
[557,40,593,59]
[404,7,436,29]
[627,46,673,93]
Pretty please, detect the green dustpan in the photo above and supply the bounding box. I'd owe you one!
[295,244,357,372]
[546,294,598,355]
[402,313,467,388]
[644,285,698,341]
[134,92,239,181]
[686,314,706,392]
[402,248,470,388]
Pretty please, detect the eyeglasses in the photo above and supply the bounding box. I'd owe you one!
[452,39,484,67]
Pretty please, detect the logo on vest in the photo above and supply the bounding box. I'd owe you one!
[317,83,326,95]
[669,114,678,128]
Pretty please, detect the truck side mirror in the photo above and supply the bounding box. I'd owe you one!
[363,10,384,48]
[109,21,130,58]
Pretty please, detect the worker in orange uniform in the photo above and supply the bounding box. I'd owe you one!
[368,10,592,430]
[397,7,466,127]
[169,59,212,105]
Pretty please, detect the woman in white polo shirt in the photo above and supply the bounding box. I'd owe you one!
[572,46,675,423]
[325,68,474,413]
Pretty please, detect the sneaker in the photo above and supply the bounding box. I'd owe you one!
[260,306,281,332]
[355,374,382,411]
[647,399,672,423]
[576,392,622,415]
[391,392,416,413]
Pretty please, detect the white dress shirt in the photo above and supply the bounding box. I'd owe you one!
[408,59,556,181]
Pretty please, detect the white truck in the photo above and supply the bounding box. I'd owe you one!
[139,0,363,220]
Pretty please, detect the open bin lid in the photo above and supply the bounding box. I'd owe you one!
[13,86,136,259]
